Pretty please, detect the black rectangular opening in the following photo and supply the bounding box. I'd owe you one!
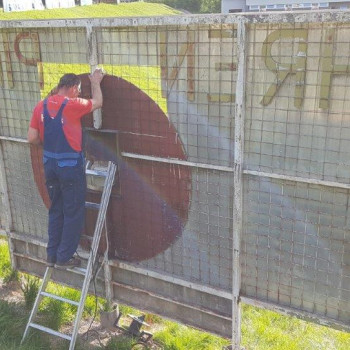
[83,128,120,163]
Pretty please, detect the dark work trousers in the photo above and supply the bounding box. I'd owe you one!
[43,97,86,264]
[44,157,86,263]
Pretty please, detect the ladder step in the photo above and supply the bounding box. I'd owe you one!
[85,201,101,210]
[65,267,87,275]
[29,322,72,341]
[86,168,107,177]
[40,292,79,306]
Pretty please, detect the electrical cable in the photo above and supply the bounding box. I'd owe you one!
[81,218,111,342]
[81,254,101,341]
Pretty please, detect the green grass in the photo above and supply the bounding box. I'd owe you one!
[155,321,229,349]
[21,274,40,309]
[241,304,350,350]
[0,3,181,21]
[0,240,19,283]
[0,297,98,350]
[0,300,52,350]
[104,336,138,350]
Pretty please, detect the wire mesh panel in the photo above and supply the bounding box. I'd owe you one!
[0,20,237,336]
[0,29,42,138]
[0,27,88,139]
[0,11,350,341]
[1,140,47,237]
[96,23,236,166]
[243,20,350,328]
[242,176,350,323]
[162,24,236,167]
[143,166,234,290]
[91,23,236,290]
[0,143,7,231]
[245,22,350,183]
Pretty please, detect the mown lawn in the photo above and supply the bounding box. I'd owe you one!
[0,3,181,21]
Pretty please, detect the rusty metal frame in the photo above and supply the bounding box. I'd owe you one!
[232,17,247,349]
[86,24,102,129]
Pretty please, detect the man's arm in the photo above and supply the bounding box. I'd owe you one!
[89,68,105,112]
[27,127,41,145]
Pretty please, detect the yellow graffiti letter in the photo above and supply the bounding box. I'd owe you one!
[160,30,195,101]
[319,29,350,109]
[261,28,308,109]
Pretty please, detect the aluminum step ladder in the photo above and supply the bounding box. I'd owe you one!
[21,161,117,350]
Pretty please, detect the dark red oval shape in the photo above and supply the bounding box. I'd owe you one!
[30,74,191,262]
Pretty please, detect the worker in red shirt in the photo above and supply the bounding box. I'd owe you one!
[28,69,105,269]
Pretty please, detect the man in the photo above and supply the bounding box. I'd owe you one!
[28,69,105,269]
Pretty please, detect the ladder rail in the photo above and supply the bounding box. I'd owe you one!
[87,161,116,268]
[70,161,117,350]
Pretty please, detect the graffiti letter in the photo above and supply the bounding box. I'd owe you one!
[14,31,44,89]
[160,30,195,101]
[319,29,350,109]
[261,29,308,109]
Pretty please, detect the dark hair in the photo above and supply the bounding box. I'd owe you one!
[57,73,81,89]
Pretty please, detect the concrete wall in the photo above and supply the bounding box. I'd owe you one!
[1,10,350,343]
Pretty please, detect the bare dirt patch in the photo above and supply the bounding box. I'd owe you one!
[0,279,23,304]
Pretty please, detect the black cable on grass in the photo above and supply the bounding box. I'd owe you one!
[82,219,112,342]
[81,254,102,341]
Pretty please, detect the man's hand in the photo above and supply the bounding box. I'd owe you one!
[89,67,105,85]
[89,67,105,111]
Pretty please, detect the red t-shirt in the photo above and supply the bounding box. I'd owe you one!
[30,95,92,152]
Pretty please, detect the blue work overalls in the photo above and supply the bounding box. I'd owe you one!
[43,98,86,264]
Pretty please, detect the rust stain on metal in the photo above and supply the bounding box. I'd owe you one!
[215,62,237,71]
[1,32,14,88]
[31,74,191,262]
[187,30,195,101]
[159,31,168,99]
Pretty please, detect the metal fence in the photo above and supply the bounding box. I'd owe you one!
[0,10,350,348]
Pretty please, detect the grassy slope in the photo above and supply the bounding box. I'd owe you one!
[0,3,181,20]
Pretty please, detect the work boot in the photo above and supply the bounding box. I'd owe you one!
[55,257,81,269]
[46,256,56,267]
